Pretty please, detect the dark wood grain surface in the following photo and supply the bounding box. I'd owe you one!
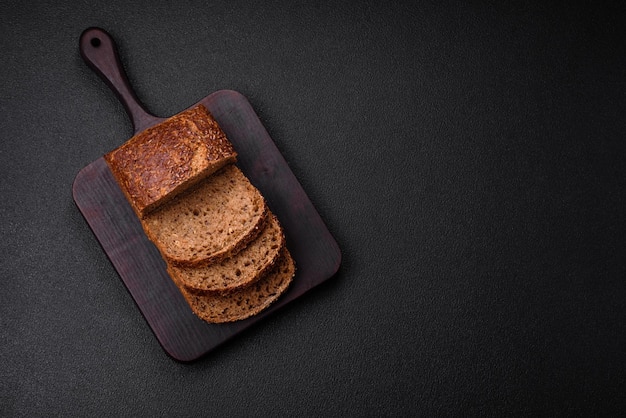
[73,30,341,361]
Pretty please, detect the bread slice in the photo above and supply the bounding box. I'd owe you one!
[172,247,295,323]
[104,104,237,218]
[142,165,268,267]
[169,212,285,294]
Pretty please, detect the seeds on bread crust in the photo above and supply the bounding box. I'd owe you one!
[104,104,237,218]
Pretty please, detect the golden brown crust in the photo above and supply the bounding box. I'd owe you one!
[104,104,237,218]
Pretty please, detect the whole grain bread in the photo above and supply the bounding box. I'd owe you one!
[142,165,268,267]
[104,104,237,218]
[171,247,295,323]
[169,212,285,294]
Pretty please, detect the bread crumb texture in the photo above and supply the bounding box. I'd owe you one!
[169,213,285,294]
[172,248,295,323]
[142,165,268,266]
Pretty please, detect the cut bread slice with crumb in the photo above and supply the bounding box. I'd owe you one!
[171,247,295,323]
[104,104,237,218]
[169,212,285,294]
[142,165,268,267]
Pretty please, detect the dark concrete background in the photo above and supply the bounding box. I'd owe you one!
[1,1,625,415]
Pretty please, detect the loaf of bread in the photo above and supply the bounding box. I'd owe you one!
[170,248,295,323]
[104,104,237,218]
[168,212,285,294]
[142,165,268,267]
[106,104,294,323]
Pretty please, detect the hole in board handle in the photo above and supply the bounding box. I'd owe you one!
[90,37,101,47]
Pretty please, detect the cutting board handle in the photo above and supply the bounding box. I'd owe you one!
[80,27,161,134]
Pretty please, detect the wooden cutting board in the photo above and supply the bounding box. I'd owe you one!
[72,28,341,362]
